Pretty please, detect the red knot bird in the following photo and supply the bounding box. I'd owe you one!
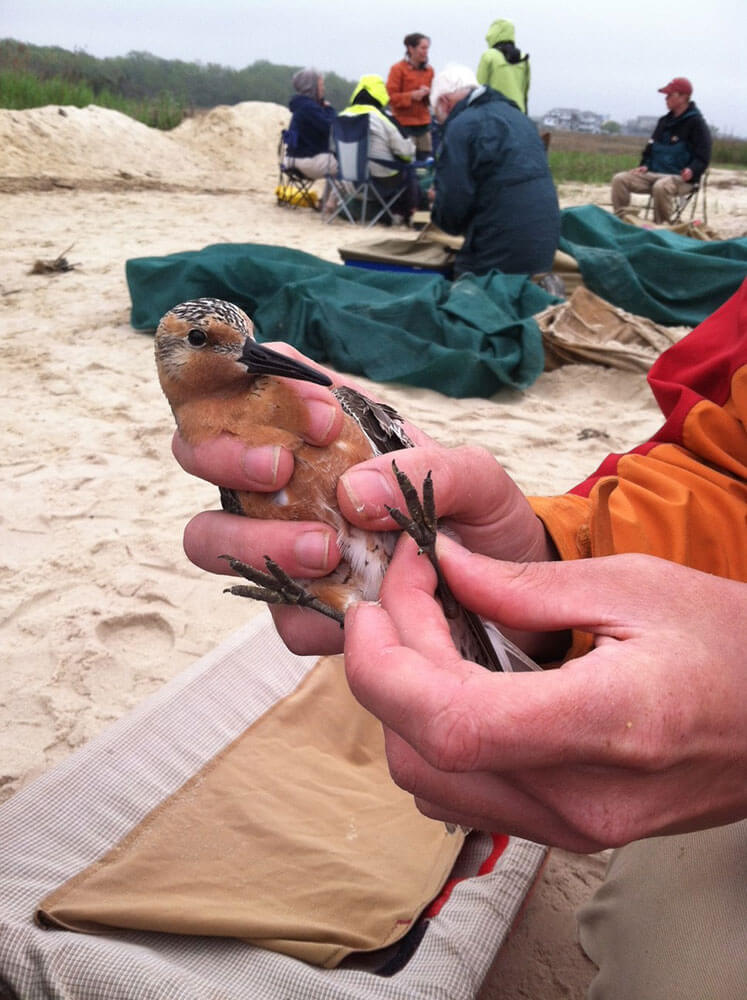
[155,297,540,674]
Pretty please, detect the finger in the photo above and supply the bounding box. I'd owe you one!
[337,445,545,562]
[268,605,345,657]
[433,537,693,636]
[183,510,340,577]
[381,728,605,852]
[345,576,660,775]
[379,535,468,669]
[259,344,432,448]
[173,431,295,491]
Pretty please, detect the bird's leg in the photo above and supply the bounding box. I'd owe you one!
[221,555,345,626]
[385,461,460,619]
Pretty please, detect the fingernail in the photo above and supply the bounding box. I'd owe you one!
[294,530,332,572]
[240,445,282,487]
[340,468,397,516]
[305,400,337,443]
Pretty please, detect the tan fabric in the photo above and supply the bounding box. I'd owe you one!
[535,286,683,372]
[339,233,455,270]
[578,821,747,1000]
[616,209,720,241]
[36,653,464,968]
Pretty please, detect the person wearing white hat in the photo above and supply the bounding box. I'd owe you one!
[428,63,559,277]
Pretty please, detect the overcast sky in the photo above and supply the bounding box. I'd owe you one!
[3,0,746,136]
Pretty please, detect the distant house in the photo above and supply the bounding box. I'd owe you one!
[626,115,659,136]
[575,111,605,134]
[542,108,578,130]
[541,108,606,133]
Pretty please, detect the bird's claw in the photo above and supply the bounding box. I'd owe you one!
[385,461,459,618]
[222,555,345,626]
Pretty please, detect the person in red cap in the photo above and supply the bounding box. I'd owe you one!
[611,77,711,223]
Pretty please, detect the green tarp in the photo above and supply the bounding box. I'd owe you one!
[559,205,747,326]
[126,206,747,398]
[127,243,553,398]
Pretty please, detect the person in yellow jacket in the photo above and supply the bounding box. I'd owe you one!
[339,74,417,220]
[476,18,530,113]
[175,277,747,1000]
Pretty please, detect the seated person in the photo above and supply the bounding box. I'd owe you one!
[339,74,418,222]
[429,64,559,276]
[611,77,711,223]
[285,67,337,179]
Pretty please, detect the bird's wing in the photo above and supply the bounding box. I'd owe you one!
[333,386,414,456]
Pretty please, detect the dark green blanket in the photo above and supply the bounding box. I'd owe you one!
[559,205,747,326]
[127,243,553,397]
[126,208,747,397]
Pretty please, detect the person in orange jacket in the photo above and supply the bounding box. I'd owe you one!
[174,279,747,1000]
[386,32,435,157]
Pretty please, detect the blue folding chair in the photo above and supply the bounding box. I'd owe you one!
[325,114,411,227]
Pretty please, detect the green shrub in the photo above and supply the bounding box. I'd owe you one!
[0,68,186,129]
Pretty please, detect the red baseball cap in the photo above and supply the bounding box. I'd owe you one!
[658,77,692,95]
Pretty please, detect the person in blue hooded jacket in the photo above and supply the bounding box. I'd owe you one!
[285,67,337,179]
[428,64,559,277]
[611,77,711,223]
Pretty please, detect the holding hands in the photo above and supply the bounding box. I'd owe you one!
[345,538,747,851]
[174,345,747,850]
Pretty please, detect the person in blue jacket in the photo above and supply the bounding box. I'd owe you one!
[428,64,559,277]
[285,67,337,179]
[611,77,711,223]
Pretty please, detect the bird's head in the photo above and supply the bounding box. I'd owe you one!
[155,297,331,408]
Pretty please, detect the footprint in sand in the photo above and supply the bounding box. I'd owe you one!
[95,613,174,659]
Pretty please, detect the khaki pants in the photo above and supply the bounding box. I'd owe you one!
[285,152,337,180]
[611,169,693,223]
[578,820,747,1000]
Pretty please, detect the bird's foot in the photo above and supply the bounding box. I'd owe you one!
[221,555,345,626]
[385,461,459,618]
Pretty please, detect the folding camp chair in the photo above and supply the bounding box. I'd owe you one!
[276,128,318,210]
[325,114,411,227]
[644,169,708,225]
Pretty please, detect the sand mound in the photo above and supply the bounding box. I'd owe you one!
[171,101,289,188]
[0,100,290,192]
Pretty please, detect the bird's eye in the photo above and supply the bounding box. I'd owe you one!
[187,328,208,347]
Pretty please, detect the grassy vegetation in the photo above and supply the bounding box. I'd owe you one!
[3,48,746,179]
[547,130,747,184]
[0,69,185,129]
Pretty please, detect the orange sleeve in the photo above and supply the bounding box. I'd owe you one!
[527,280,747,658]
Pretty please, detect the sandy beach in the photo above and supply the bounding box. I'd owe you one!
[2,101,746,997]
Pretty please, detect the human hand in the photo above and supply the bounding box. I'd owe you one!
[175,343,434,654]
[681,166,693,182]
[634,165,648,174]
[175,344,551,654]
[413,86,430,101]
[345,538,747,852]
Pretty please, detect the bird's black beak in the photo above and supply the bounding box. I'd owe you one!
[239,340,333,387]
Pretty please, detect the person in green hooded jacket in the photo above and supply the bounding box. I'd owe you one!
[476,18,530,113]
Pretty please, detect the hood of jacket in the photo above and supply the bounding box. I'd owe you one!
[485,19,515,46]
[349,74,390,108]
